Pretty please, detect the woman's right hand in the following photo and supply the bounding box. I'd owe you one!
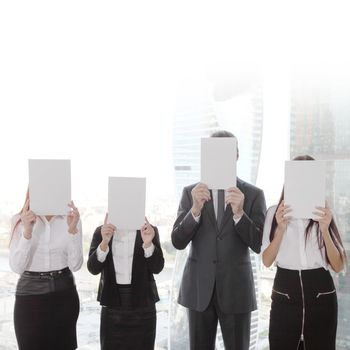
[275,200,292,232]
[20,199,37,239]
[100,213,116,252]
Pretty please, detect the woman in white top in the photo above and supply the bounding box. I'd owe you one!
[262,155,346,350]
[9,191,83,350]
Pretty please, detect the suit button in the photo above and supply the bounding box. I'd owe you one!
[213,260,217,264]
[216,236,222,240]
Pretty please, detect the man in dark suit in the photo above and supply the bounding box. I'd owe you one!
[171,130,266,350]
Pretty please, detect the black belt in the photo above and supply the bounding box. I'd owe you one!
[17,267,75,296]
[23,267,70,277]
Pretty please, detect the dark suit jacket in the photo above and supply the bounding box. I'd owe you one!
[171,178,266,313]
[87,226,164,308]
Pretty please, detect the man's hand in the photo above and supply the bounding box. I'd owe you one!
[226,187,245,217]
[191,183,211,217]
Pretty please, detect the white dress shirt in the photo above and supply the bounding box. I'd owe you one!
[9,215,83,274]
[193,189,243,224]
[262,205,328,270]
[96,230,155,284]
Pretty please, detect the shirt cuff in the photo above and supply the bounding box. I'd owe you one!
[143,243,155,258]
[233,213,243,224]
[191,211,201,223]
[97,244,109,263]
[68,229,81,242]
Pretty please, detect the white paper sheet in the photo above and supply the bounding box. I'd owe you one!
[201,137,237,189]
[284,161,326,219]
[28,159,71,215]
[108,177,146,230]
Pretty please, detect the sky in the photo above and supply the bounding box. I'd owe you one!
[1,0,350,213]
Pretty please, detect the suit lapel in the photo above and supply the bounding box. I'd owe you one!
[130,230,143,285]
[107,235,117,285]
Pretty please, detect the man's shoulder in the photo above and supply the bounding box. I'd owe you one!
[237,178,264,195]
[183,183,199,192]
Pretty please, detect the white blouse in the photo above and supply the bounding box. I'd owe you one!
[262,205,328,270]
[9,215,83,274]
[96,230,155,285]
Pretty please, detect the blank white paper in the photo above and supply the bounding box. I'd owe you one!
[28,159,71,215]
[108,177,146,230]
[284,161,326,219]
[201,137,237,189]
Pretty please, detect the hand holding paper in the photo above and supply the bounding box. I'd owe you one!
[67,200,80,234]
[20,199,37,239]
[100,213,116,252]
[275,200,292,232]
[191,183,211,217]
[313,204,333,234]
[225,187,245,217]
[141,217,155,248]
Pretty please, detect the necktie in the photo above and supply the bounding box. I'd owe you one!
[217,189,225,229]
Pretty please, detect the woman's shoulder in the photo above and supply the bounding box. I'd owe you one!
[11,214,21,226]
[267,205,278,215]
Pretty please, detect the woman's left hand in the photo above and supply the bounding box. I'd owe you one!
[313,204,332,233]
[141,217,155,248]
[67,200,80,234]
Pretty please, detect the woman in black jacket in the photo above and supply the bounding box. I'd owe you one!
[87,214,164,350]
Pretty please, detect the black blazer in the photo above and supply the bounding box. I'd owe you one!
[87,225,164,308]
[171,178,266,313]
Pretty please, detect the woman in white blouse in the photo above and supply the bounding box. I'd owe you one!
[262,155,346,350]
[9,192,83,350]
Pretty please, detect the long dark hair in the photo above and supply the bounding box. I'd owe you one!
[269,155,346,263]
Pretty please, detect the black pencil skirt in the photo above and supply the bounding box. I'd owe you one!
[269,267,338,350]
[14,269,80,350]
[100,286,157,350]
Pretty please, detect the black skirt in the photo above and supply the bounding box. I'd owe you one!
[14,269,80,350]
[100,285,156,350]
[269,267,337,350]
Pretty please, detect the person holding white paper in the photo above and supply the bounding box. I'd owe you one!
[172,130,267,350]
[9,191,83,350]
[87,214,164,350]
[262,155,346,350]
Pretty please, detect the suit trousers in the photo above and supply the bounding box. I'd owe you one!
[187,285,251,350]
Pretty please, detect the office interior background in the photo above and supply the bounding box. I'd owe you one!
[0,1,350,349]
